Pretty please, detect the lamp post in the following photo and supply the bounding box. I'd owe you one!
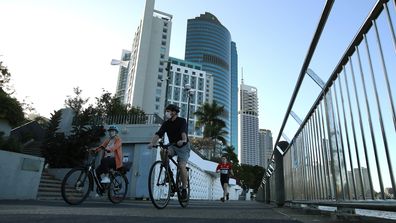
[163,60,171,120]
[184,84,194,135]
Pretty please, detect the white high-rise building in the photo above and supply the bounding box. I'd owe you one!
[165,57,213,138]
[115,49,131,103]
[259,129,273,168]
[238,81,259,166]
[122,0,173,114]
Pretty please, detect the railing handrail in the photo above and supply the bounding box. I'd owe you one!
[281,0,388,156]
[272,0,335,157]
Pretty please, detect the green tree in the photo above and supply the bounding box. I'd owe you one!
[64,87,88,116]
[0,88,25,127]
[0,60,13,94]
[194,101,228,159]
[235,164,265,192]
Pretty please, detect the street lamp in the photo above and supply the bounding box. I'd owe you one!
[184,84,194,135]
[163,60,171,119]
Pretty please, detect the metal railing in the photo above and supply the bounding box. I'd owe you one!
[263,0,396,212]
[73,114,163,126]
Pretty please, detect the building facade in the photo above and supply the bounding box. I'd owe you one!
[185,12,237,146]
[238,82,259,166]
[123,0,173,114]
[165,57,213,138]
[230,41,239,153]
[115,49,131,103]
[259,129,273,168]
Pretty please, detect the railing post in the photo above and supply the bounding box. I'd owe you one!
[275,141,288,207]
[265,176,271,204]
[324,92,343,200]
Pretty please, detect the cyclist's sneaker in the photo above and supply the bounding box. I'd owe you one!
[101,176,110,184]
[180,188,187,201]
[226,193,229,200]
[220,197,225,202]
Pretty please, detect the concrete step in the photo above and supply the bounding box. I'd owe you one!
[39,178,63,184]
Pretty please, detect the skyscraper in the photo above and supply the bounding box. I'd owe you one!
[115,49,131,104]
[123,0,173,114]
[185,12,238,146]
[230,41,239,153]
[239,82,259,166]
[259,129,273,168]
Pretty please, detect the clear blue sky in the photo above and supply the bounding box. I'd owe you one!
[1,0,395,191]
[0,0,379,139]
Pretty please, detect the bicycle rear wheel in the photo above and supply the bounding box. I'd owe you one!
[177,167,190,208]
[148,160,171,209]
[61,167,92,205]
[108,172,128,204]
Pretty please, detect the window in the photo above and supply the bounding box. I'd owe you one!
[161,41,166,46]
[158,68,163,73]
[183,74,189,86]
[155,96,161,102]
[198,78,204,90]
[173,87,180,100]
[163,28,167,33]
[191,76,197,89]
[162,34,167,39]
[175,73,181,86]
[157,82,162,87]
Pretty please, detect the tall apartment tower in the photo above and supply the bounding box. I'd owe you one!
[115,49,131,103]
[165,57,213,138]
[238,81,259,166]
[123,0,173,114]
[259,129,273,168]
[185,12,238,147]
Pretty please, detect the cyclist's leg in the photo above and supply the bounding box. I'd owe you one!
[160,148,173,163]
[174,143,190,189]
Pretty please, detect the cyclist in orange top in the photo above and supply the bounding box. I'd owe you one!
[92,125,123,184]
[216,155,234,202]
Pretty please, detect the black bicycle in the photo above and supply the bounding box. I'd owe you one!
[148,142,191,209]
[61,149,131,205]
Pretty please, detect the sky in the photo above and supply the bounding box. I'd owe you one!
[0,0,380,138]
[1,0,395,191]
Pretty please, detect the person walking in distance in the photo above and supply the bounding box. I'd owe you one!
[216,155,234,202]
[148,104,190,201]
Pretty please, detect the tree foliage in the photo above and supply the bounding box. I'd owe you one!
[0,88,26,127]
[42,87,146,167]
[194,101,228,158]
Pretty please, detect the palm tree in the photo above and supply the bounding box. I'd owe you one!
[194,101,228,159]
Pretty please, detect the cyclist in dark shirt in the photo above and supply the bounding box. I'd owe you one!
[148,104,190,201]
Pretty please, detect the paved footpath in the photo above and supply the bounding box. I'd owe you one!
[0,199,393,223]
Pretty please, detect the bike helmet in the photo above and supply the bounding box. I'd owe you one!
[107,125,119,133]
[165,104,180,113]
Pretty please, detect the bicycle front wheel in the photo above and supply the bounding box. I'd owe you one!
[61,167,92,205]
[108,172,128,204]
[148,161,171,209]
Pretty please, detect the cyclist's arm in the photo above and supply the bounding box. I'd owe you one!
[148,134,160,147]
[176,132,188,146]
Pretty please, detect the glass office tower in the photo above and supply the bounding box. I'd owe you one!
[185,12,237,145]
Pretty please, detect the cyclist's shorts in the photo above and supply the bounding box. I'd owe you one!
[168,143,191,164]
